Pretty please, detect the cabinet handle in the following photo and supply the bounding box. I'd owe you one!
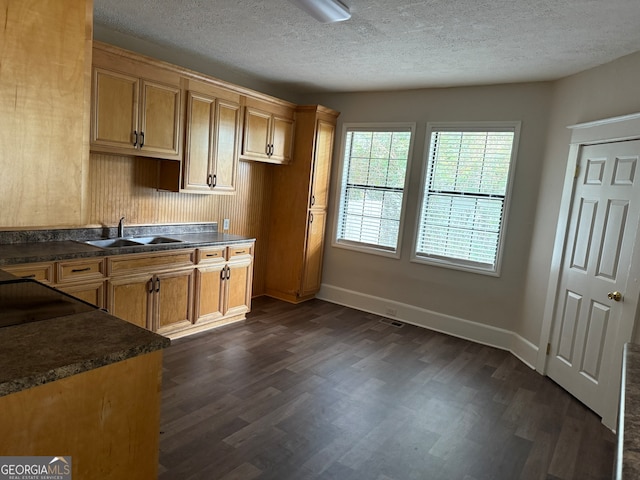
[21,274,36,279]
[71,267,91,273]
[234,250,246,255]
[140,131,145,148]
[220,268,226,280]
[133,131,138,147]
[148,279,154,294]
[309,212,314,224]
[206,253,218,257]
[226,266,231,280]
[155,277,160,293]
[207,174,212,187]
[311,195,315,206]
[212,174,217,187]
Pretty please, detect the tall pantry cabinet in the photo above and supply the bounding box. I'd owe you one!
[265,105,339,303]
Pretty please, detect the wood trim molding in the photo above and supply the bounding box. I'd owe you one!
[93,41,297,109]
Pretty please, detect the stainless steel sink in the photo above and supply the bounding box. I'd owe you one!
[84,236,184,248]
[130,236,183,245]
[85,238,143,248]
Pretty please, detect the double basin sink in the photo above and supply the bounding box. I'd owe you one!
[84,236,184,249]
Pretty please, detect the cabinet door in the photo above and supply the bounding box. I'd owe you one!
[225,258,253,316]
[213,100,240,192]
[154,269,193,334]
[92,68,139,151]
[108,275,153,329]
[57,281,106,309]
[300,210,327,297]
[270,115,295,164]
[194,263,225,323]
[242,107,271,160]
[139,80,181,158]
[183,92,215,192]
[310,120,335,209]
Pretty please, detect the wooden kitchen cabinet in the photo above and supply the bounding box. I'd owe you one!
[241,97,295,164]
[3,258,106,309]
[265,105,338,303]
[2,262,55,285]
[194,244,253,328]
[91,43,183,160]
[55,258,106,309]
[158,80,241,194]
[107,250,195,334]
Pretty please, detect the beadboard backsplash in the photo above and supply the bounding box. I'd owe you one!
[88,153,272,294]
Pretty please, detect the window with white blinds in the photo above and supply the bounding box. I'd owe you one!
[335,124,414,256]
[413,124,519,274]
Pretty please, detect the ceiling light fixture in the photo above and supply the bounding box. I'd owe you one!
[289,0,351,23]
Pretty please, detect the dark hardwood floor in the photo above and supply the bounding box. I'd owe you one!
[158,297,615,480]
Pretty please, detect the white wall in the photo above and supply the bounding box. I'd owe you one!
[306,50,640,365]
[304,83,553,362]
[519,50,640,348]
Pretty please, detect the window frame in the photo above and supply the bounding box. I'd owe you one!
[411,121,521,276]
[332,122,416,258]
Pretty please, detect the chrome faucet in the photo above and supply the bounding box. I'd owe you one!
[117,216,125,238]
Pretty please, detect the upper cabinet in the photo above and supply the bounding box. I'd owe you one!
[159,78,241,194]
[91,43,183,160]
[241,97,295,164]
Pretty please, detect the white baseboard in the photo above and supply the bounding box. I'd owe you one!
[317,284,539,369]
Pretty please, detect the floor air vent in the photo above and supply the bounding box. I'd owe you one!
[380,318,404,328]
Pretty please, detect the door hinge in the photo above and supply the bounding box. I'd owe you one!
[546,343,551,355]
[574,165,580,178]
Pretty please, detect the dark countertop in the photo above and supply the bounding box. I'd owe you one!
[0,232,254,266]
[617,343,640,478]
[0,279,170,398]
[0,224,253,398]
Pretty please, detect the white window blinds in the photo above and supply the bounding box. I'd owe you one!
[336,128,412,253]
[415,127,518,273]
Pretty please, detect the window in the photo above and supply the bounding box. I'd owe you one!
[334,124,414,257]
[413,122,520,275]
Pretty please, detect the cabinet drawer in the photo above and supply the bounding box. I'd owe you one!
[196,247,226,264]
[57,259,105,283]
[108,250,195,276]
[2,262,54,284]
[228,244,254,258]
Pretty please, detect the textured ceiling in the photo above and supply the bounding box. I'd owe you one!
[93,0,640,93]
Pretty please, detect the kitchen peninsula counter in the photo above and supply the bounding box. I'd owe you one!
[0,279,170,397]
[0,276,171,478]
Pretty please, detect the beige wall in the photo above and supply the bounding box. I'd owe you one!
[304,83,553,332]
[519,50,640,345]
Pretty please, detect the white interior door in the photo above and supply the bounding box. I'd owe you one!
[547,139,640,427]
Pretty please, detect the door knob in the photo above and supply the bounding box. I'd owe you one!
[607,291,622,302]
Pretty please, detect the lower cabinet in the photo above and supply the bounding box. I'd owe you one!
[3,258,106,309]
[194,244,253,329]
[2,241,254,339]
[108,269,193,334]
[107,250,195,335]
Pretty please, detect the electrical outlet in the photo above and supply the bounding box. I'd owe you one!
[223,218,230,231]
